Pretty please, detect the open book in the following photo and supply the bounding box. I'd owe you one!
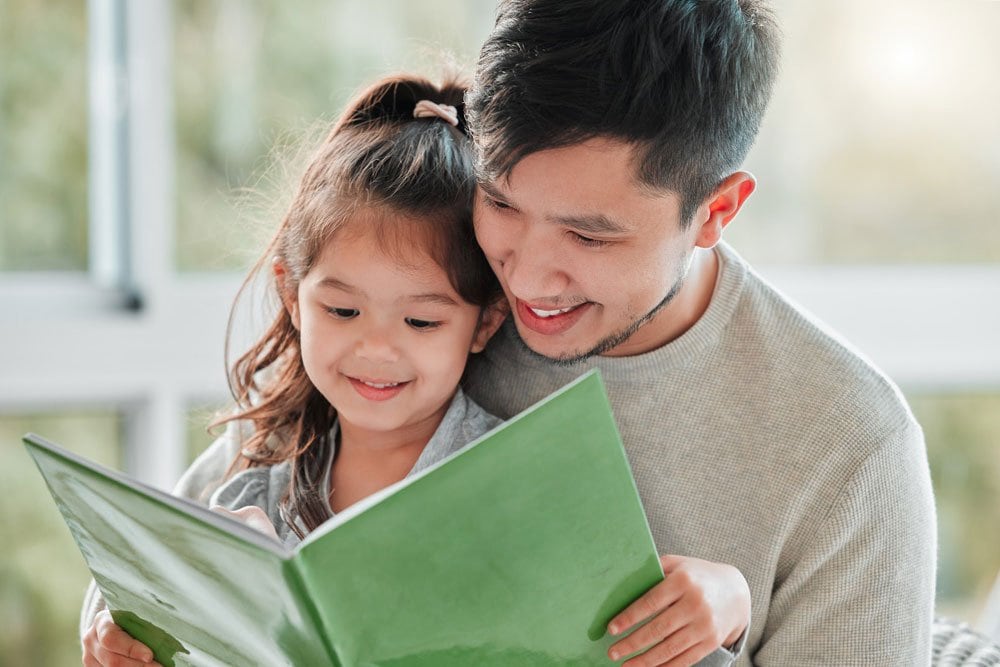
[25,370,663,666]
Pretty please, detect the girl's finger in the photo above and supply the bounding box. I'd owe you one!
[94,643,157,667]
[96,617,154,663]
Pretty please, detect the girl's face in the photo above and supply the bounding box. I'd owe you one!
[281,225,501,444]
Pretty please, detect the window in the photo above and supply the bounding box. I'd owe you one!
[0,2,88,271]
[1,2,997,665]
[731,0,1000,264]
[173,0,497,271]
[915,393,1000,618]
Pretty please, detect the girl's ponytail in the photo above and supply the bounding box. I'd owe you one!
[337,75,468,135]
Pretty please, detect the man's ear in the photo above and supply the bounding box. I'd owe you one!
[470,299,509,353]
[273,258,301,331]
[692,171,756,249]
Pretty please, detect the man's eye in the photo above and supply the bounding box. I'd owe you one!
[483,195,513,211]
[405,317,441,330]
[327,307,359,319]
[571,232,610,248]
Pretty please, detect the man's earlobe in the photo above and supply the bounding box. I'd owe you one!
[273,258,301,330]
[471,299,510,353]
[695,172,756,249]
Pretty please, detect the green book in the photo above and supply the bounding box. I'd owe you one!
[24,370,662,666]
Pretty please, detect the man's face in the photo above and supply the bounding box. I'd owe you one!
[473,137,705,362]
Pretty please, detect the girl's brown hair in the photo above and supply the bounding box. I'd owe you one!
[216,74,501,535]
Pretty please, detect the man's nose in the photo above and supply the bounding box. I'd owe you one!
[502,229,571,302]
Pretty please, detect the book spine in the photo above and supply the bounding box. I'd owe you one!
[284,559,343,667]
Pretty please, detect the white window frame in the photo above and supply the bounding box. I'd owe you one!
[0,0,237,489]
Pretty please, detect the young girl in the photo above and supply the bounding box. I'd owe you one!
[81,74,506,665]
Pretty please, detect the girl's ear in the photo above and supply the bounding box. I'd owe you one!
[273,258,301,330]
[471,299,509,353]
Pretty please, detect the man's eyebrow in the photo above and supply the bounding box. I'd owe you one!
[549,212,629,236]
[482,181,629,235]
[479,181,511,202]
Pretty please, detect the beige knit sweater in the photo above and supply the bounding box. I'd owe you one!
[463,242,937,666]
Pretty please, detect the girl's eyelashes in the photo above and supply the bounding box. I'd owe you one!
[327,307,359,320]
[325,307,442,330]
[405,317,442,331]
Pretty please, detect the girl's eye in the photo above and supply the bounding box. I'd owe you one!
[405,317,441,330]
[328,307,359,320]
[571,232,610,248]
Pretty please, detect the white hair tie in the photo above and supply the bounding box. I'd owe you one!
[413,99,459,127]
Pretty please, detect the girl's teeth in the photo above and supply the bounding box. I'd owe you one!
[529,306,575,318]
[363,381,399,389]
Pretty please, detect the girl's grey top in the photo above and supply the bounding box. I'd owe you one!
[203,388,501,548]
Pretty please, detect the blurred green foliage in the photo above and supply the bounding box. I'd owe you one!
[0,1,88,271]
[185,400,229,465]
[914,394,1000,608]
[0,413,121,667]
[172,0,496,272]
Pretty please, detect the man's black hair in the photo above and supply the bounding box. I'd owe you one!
[467,0,781,225]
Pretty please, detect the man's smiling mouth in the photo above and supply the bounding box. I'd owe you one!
[526,305,581,318]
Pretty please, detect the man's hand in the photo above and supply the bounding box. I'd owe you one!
[606,555,751,666]
[82,609,159,667]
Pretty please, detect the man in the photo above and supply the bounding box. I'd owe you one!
[462,0,936,665]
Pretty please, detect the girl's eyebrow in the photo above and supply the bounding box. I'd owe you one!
[317,277,359,294]
[408,293,459,307]
[315,277,457,307]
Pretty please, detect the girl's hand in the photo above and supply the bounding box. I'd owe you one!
[211,504,281,542]
[82,609,160,667]
[82,506,276,667]
[606,554,751,667]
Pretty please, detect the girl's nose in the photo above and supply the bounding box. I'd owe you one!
[354,324,401,364]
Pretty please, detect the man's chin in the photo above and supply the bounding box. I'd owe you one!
[509,320,597,366]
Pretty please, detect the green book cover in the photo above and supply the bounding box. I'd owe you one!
[24,370,663,666]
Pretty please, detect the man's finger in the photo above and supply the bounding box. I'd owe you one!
[608,579,684,636]
[621,625,699,667]
[658,554,686,574]
[608,604,689,661]
[658,638,717,667]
